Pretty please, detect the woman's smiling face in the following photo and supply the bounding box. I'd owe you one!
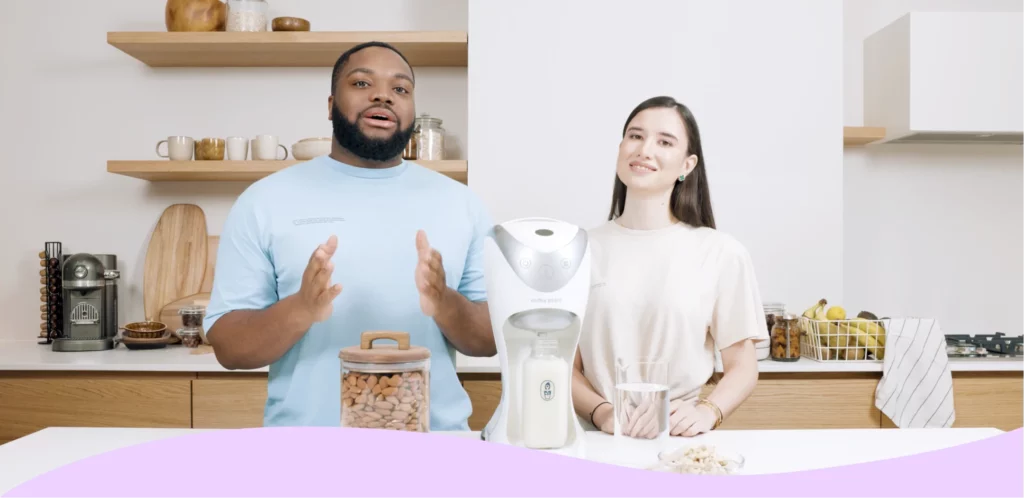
[615,107,697,195]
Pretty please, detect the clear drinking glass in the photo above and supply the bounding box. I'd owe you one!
[613,357,670,441]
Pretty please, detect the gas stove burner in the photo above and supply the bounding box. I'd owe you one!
[973,333,1023,356]
[945,333,1023,358]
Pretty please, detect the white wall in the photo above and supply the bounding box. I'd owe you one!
[0,0,467,341]
[468,0,845,313]
[843,0,1023,335]
[3,0,1019,344]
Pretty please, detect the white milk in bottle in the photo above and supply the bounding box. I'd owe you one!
[521,337,569,449]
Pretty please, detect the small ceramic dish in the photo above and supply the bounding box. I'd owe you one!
[122,321,168,339]
[649,444,745,475]
[120,331,172,350]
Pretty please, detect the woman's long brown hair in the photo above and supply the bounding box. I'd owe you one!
[608,96,716,230]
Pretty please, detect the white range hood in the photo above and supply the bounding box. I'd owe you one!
[864,12,1023,145]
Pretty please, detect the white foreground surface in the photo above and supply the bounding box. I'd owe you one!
[0,426,1003,493]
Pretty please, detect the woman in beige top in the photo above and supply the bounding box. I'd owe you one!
[573,96,768,438]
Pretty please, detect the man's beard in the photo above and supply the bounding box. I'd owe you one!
[331,105,413,163]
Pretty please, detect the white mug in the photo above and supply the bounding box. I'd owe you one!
[226,136,248,160]
[156,136,194,161]
[253,134,289,160]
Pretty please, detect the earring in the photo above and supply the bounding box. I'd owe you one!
[678,174,685,182]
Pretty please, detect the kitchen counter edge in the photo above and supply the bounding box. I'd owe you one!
[0,341,1020,374]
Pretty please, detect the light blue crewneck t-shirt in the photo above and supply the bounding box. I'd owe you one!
[202,155,493,431]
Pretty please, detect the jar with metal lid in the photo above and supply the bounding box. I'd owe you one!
[412,114,446,161]
[770,313,802,362]
[226,0,268,32]
[339,331,431,432]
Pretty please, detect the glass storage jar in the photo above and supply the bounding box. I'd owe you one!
[178,305,205,328]
[227,0,269,32]
[339,331,431,432]
[177,327,202,348]
[413,114,446,161]
[770,313,802,362]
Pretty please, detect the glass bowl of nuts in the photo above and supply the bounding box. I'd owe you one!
[650,444,745,475]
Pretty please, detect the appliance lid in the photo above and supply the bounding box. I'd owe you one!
[491,220,588,293]
[62,254,106,289]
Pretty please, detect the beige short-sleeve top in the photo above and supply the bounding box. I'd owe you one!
[578,220,769,404]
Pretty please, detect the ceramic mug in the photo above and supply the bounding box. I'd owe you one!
[226,136,248,160]
[252,134,289,160]
[156,136,194,161]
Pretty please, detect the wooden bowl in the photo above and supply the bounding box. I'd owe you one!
[272,17,310,31]
[166,0,227,32]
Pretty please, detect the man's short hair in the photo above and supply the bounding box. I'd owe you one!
[331,41,415,94]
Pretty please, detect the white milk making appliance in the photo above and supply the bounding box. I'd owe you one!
[480,218,590,457]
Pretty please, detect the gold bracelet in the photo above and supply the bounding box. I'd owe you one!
[697,398,724,430]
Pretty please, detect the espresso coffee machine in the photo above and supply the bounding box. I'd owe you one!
[53,254,119,352]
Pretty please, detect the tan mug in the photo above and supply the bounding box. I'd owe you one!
[194,138,226,160]
[253,134,289,160]
[156,136,194,161]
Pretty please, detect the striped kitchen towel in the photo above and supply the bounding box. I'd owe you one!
[874,318,956,428]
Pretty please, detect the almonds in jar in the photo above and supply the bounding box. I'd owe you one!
[339,331,431,432]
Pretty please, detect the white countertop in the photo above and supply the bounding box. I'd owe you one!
[0,426,1005,493]
[0,340,1020,374]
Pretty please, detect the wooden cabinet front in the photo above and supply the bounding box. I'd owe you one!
[882,372,1023,431]
[705,373,883,429]
[1,370,1020,445]
[191,373,268,429]
[0,372,193,445]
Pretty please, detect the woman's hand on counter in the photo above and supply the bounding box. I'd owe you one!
[669,398,716,437]
[622,401,662,439]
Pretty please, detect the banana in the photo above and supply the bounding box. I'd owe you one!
[850,317,887,347]
[843,323,882,360]
[802,299,827,319]
[814,305,840,350]
[840,335,867,359]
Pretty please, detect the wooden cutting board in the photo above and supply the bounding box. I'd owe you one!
[200,235,219,293]
[143,204,208,322]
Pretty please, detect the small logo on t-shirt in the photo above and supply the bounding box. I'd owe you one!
[293,217,346,226]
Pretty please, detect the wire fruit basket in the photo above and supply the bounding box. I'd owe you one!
[799,316,890,362]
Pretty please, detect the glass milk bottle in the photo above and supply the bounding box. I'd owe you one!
[520,337,569,449]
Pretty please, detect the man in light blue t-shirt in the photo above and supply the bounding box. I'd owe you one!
[202,41,497,431]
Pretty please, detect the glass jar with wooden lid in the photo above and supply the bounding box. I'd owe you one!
[339,331,431,432]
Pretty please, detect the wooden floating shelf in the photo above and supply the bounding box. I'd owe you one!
[106,31,468,67]
[108,160,468,183]
[844,126,886,147]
